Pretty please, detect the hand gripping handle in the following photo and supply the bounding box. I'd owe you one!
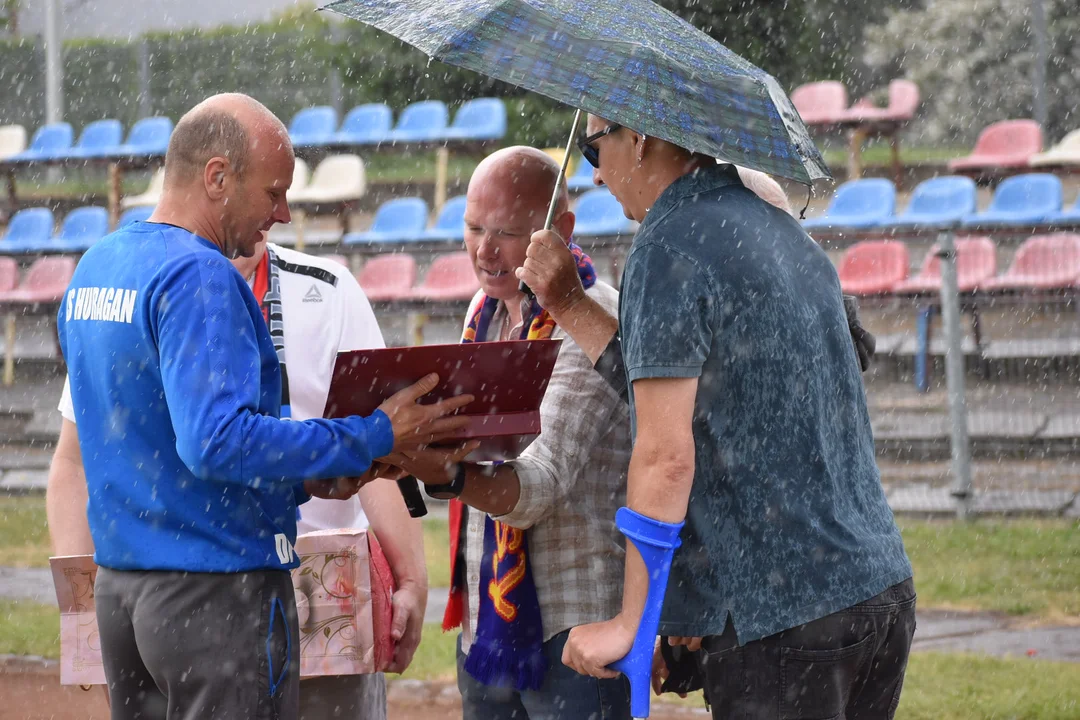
[608,507,684,719]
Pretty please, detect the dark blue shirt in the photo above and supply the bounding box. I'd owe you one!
[619,164,911,643]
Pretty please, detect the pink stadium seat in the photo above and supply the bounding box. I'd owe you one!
[408,252,480,301]
[982,234,1080,291]
[356,254,417,302]
[0,258,18,292]
[948,120,1044,172]
[895,237,997,294]
[0,256,75,304]
[790,81,848,126]
[837,240,910,296]
[844,80,920,123]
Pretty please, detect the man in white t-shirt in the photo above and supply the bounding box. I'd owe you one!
[48,234,425,720]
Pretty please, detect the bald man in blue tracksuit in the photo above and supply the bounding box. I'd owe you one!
[55,93,469,720]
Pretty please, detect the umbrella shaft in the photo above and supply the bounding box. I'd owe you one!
[544,108,584,230]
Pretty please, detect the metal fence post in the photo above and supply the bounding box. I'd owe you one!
[938,229,974,518]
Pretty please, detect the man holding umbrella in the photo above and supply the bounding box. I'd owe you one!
[525,118,915,719]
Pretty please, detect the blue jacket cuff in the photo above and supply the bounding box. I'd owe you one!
[368,409,395,459]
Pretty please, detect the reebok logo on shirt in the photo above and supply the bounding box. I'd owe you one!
[303,284,323,303]
[65,287,138,324]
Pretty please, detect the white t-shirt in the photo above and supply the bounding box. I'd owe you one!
[59,243,386,534]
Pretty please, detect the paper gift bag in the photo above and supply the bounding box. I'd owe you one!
[325,339,563,461]
[292,528,395,677]
[50,555,107,686]
[49,530,395,685]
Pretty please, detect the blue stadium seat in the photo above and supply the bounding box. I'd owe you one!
[442,98,507,142]
[344,198,430,244]
[962,173,1063,227]
[111,117,173,158]
[119,206,154,228]
[289,106,338,148]
[1046,192,1080,224]
[573,189,635,237]
[420,196,468,241]
[0,208,55,254]
[388,101,448,144]
[883,176,976,229]
[332,103,393,146]
[567,152,596,192]
[802,178,896,230]
[12,123,73,162]
[66,119,123,159]
[50,207,110,252]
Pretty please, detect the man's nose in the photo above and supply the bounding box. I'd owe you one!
[593,166,604,187]
[476,232,500,258]
[273,198,292,225]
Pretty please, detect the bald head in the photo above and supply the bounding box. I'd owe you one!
[164,93,290,187]
[468,146,570,219]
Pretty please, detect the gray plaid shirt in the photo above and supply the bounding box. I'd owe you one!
[461,281,631,651]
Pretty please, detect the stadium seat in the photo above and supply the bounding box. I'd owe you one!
[66,119,123,159]
[1046,192,1080,224]
[12,123,73,162]
[357,254,418,302]
[442,98,507,142]
[332,103,393,146]
[790,81,848,126]
[50,207,110,252]
[111,117,172,157]
[420,196,468,241]
[894,237,997,294]
[1030,128,1080,168]
[0,258,18,292]
[288,155,366,205]
[290,158,310,195]
[573,189,635,237]
[122,168,165,209]
[0,208,54,254]
[948,119,1043,173]
[118,206,154,228]
[982,234,1080,291]
[884,176,977,229]
[961,173,1062,227]
[842,80,920,123]
[408,252,479,301]
[0,256,76,304]
[0,125,27,161]
[802,179,896,230]
[567,152,596,192]
[343,198,429,244]
[388,101,448,144]
[289,106,337,148]
[837,240,909,295]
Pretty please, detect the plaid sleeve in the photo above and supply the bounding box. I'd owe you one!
[495,286,624,529]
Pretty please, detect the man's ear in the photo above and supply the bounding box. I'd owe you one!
[203,157,229,201]
[554,210,575,242]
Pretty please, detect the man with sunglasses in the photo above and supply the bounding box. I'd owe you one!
[387,146,634,720]
[519,117,915,720]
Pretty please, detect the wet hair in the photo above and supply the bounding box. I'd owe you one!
[165,107,250,184]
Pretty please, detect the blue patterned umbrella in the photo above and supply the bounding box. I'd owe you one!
[323,0,831,185]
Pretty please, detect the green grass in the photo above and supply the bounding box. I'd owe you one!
[361,152,479,185]
[0,495,51,568]
[0,599,60,658]
[397,623,459,681]
[899,519,1080,621]
[423,517,451,590]
[822,143,967,169]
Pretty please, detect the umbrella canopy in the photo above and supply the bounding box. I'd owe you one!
[324,0,831,185]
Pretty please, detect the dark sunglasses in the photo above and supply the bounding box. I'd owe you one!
[577,123,623,169]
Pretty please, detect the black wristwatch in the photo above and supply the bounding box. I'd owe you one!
[424,463,467,500]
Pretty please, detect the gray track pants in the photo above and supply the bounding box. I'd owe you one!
[95,567,300,720]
